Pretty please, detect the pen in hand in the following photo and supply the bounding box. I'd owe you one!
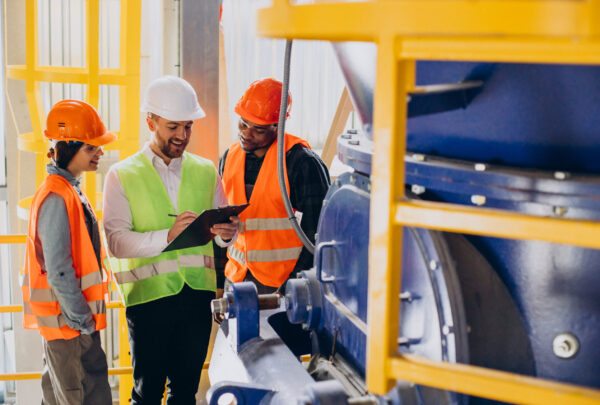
[168,214,177,217]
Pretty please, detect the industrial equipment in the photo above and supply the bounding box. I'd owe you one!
[207,4,600,405]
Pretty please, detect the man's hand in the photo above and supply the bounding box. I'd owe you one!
[210,216,240,241]
[167,211,198,242]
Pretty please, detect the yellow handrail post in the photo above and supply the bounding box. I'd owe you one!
[366,36,408,394]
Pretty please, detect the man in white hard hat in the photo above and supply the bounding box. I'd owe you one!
[103,76,239,404]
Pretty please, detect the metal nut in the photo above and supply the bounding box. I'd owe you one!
[474,163,487,172]
[471,195,486,206]
[411,184,426,195]
[412,153,426,162]
[553,206,568,217]
[553,333,579,359]
[554,171,569,180]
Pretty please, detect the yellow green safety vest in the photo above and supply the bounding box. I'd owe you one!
[111,151,217,307]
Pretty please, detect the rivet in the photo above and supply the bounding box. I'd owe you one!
[471,195,486,206]
[306,305,312,312]
[553,333,579,359]
[411,184,426,195]
[348,140,360,146]
[429,260,438,270]
[475,163,487,172]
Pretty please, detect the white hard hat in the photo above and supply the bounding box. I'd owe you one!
[141,75,206,121]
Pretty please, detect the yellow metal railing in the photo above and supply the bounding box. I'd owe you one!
[258,1,600,404]
[4,1,142,402]
[6,0,141,211]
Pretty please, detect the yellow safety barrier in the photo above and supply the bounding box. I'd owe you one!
[257,1,600,404]
[0,235,26,244]
[0,363,210,382]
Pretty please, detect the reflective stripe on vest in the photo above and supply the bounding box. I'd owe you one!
[245,218,294,232]
[248,247,302,262]
[228,245,301,263]
[35,300,105,329]
[114,255,214,285]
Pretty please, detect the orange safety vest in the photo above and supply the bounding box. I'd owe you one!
[223,133,309,287]
[22,175,108,341]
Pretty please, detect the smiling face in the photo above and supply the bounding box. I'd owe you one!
[66,143,104,178]
[237,117,278,158]
[147,114,193,164]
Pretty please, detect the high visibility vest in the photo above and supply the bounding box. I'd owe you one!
[111,152,217,307]
[22,175,108,341]
[223,134,309,287]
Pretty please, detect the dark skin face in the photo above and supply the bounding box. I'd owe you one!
[237,117,278,158]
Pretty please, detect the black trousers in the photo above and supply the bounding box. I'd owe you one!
[125,284,215,405]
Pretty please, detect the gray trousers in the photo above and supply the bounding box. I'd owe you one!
[41,331,111,405]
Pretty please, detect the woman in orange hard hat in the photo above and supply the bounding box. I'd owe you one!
[219,78,331,294]
[22,100,116,405]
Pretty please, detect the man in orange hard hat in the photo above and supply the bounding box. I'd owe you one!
[218,78,330,294]
[23,100,115,404]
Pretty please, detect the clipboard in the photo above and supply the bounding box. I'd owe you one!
[162,203,249,252]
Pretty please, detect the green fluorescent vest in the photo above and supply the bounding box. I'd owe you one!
[112,151,217,307]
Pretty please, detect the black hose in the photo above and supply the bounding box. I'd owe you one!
[277,40,315,254]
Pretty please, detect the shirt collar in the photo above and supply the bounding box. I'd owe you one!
[142,142,184,169]
[46,164,81,187]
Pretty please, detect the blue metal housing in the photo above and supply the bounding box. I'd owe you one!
[208,60,600,404]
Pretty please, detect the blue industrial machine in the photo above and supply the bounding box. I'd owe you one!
[207,41,600,404]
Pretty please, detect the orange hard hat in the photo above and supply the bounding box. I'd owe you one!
[234,78,292,125]
[44,100,117,146]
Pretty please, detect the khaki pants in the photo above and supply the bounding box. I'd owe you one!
[41,331,111,405]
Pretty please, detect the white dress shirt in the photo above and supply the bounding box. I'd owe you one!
[103,143,233,258]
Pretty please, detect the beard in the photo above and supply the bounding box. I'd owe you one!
[159,139,186,159]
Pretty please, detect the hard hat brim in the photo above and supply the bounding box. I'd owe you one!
[235,104,285,126]
[44,131,117,146]
[87,131,117,146]
[141,104,206,122]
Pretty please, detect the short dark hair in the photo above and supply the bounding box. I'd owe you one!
[53,141,84,169]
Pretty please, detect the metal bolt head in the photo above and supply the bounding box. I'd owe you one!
[553,206,568,217]
[348,139,360,146]
[474,163,487,172]
[471,195,486,206]
[411,184,426,195]
[429,260,438,270]
[553,332,579,359]
[347,129,358,134]
[412,153,426,162]
[350,175,356,184]
[554,171,569,180]
[341,133,352,139]
[442,325,454,336]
